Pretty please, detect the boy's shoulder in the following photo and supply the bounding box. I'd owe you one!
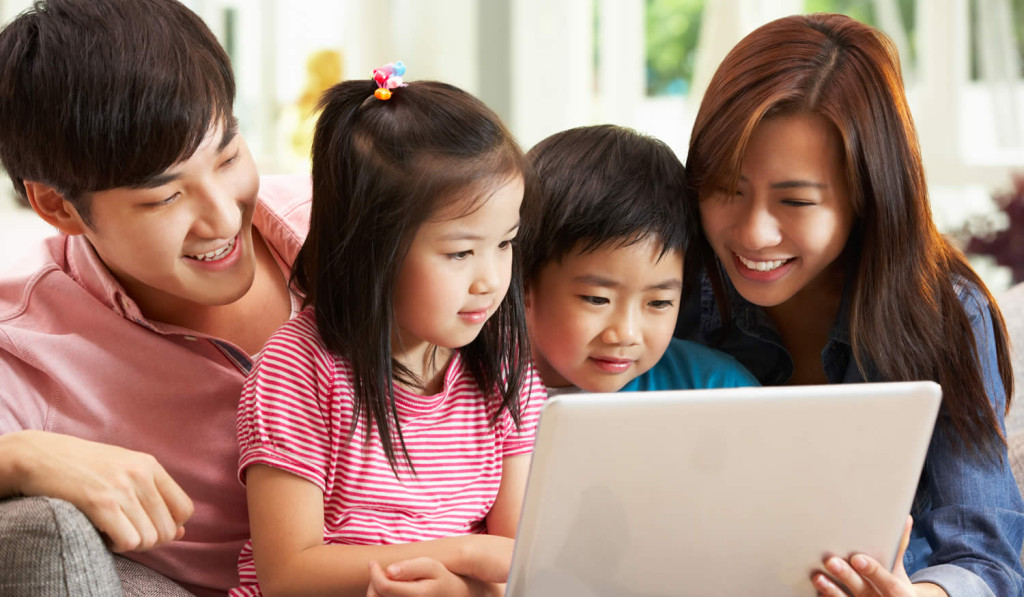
[623,338,759,392]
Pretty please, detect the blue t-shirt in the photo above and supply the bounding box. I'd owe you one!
[620,338,758,392]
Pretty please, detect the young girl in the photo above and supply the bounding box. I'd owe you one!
[230,64,545,597]
[676,14,1024,597]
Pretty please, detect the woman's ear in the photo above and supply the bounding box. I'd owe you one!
[22,180,89,235]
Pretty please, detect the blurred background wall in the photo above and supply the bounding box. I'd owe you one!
[0,0,1022,287]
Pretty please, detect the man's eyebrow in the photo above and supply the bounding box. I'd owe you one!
[218,117,239,152]
[128,118,240,190]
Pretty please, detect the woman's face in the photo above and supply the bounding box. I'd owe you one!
[699,112,855,309]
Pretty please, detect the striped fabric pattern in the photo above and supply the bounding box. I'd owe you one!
[231,309,545,595]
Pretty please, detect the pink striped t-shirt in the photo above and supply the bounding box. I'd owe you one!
[232,308,546,595]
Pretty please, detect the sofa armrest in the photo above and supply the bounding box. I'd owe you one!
[0,496,121,596]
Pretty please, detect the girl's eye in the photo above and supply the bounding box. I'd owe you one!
[498,239,515,250]
[649,300,674,309]
[580,295,609,306]
[222,151,240,167]
[448,250,472,260]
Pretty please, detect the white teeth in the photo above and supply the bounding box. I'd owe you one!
[187,238,235,262]
[737,255,788,272]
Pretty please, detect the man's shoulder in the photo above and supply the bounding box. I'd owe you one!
[0,235,74,324]
[254,174,312,265]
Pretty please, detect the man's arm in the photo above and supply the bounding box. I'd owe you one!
[0,430,194,552]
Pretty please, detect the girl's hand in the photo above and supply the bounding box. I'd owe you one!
[366,559,502,597]
[812,516,948,597]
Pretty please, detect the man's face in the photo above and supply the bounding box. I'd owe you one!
[74,119,261,320]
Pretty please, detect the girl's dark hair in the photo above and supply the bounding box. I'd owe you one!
[687,13,1013,461]
[293,79,530,475]
[520,124,691,287]
[0,0,235,223]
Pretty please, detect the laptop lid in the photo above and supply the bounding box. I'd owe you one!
[506,381,941,597]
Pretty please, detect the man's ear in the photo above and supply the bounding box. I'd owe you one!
[22,181,89,235]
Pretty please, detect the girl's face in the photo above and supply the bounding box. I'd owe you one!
[700,112,855,309]
[393,175,524,363]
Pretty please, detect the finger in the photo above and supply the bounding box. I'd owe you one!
[891,515,912,578]
[115,494,160,551]
[812,572,851,596]
[824,556,870,595]
[851,554,908,595]
[367,561,387,596]
[386,557,445,581]
[90,504,142,554]
[154,466,194,527]
[136,477,180,546]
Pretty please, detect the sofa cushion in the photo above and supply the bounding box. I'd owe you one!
[0,496,121,596]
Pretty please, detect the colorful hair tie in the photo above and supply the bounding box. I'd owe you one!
[372,61,407,100]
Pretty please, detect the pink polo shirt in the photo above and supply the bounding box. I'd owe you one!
[0,174,311,597]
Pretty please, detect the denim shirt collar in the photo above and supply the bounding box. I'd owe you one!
[698,267,865,385]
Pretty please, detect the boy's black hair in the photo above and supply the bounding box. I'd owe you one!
[293,79,530,476]
[519,124,691,286]
[0,0,235,223]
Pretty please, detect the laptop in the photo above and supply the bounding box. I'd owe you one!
[506,381,941,597]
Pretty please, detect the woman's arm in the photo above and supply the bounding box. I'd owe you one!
[247,464,508,597]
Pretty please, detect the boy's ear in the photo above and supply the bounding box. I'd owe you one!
[22,180,89,236]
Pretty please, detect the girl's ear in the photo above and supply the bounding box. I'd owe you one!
[22,180,89,235]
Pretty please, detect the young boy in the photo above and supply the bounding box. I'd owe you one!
[0,1,309,594]
[520,125,756,394]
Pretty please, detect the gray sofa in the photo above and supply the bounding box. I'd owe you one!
[5,283,1024,596]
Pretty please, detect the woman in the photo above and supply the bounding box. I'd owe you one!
[676,13,1024,597]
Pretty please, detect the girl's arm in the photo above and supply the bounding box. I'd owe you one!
[367,453,531,596]
[247,463,507,597]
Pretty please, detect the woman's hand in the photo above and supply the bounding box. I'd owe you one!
[366,559,503,597]
[812,516,948,597]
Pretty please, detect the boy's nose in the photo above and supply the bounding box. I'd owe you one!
[601,310,639,346]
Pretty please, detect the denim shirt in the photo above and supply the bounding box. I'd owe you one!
[676,272,1024,597]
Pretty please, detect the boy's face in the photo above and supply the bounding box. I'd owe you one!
[526,238,683,392]
[73,119,261,319]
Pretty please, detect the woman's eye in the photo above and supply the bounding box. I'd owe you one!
[580,295,609,306]
[498,239,515,250]
[782,199,814,207]
[649,300,674,309]
[448,251,472,260]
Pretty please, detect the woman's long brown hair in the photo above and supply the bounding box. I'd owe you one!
[686,13,1013,460]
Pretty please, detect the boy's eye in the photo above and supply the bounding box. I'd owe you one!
[649,299,674,309]
[447,250,472,260]
[580,295,609,306]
